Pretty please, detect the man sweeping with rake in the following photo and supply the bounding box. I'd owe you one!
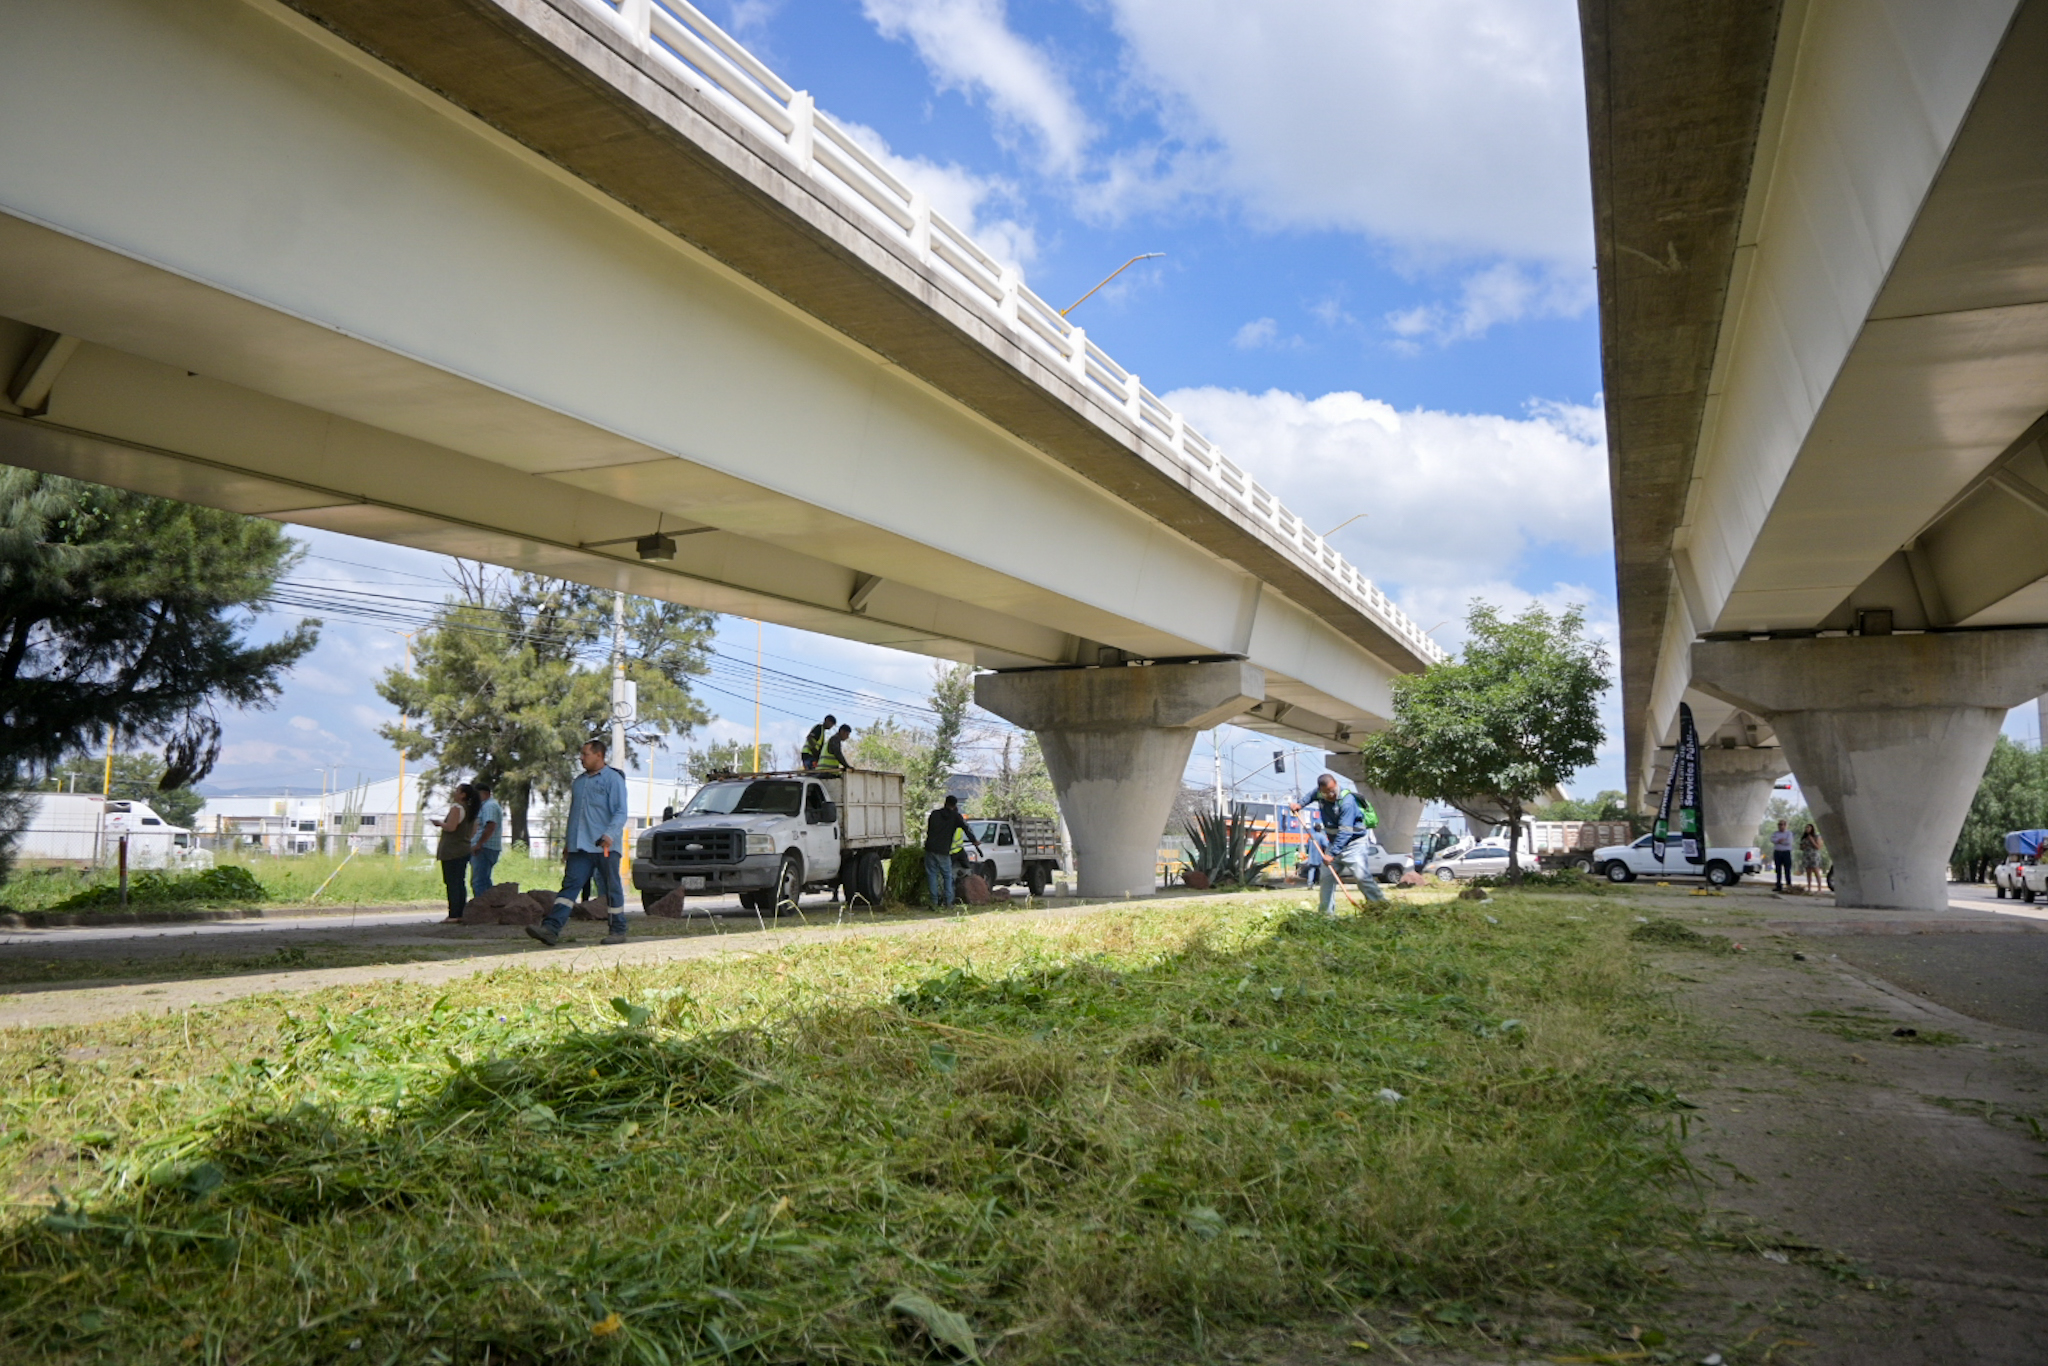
[1294,772,1386,915]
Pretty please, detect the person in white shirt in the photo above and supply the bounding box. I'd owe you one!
[1770,819,1795,891]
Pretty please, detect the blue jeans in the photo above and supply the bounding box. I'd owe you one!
[1314,844,1385,914]
[546,849,626,935]
[470,847,500,899]
[924,852,957,908]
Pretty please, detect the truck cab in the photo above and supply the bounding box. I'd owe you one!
[632,770,903,914]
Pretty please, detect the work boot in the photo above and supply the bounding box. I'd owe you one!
[601,914,628,946]
[524,923,561,947]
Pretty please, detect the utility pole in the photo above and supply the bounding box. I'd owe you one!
[610,590,629,773]
[394,632,411,858]
[101,725,115,796]
[1212,730,1225,818]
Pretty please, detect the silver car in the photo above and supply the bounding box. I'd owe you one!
[1425,844,1539,881]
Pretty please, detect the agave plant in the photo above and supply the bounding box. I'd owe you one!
[1182,810,1278,888]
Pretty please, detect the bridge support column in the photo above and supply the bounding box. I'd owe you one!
[1698,746,1789,851]
[977,662,1264,897]
[1692,632,2048,911]
[1322,755,1423,863]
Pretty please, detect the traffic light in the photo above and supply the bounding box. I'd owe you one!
[1272,751,1286,774]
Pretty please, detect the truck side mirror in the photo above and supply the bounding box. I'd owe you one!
[811,801,837,825]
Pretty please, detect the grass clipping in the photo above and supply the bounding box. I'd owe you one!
[0,894,1693,1362]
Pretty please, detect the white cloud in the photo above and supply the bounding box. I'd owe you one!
[288,716,321,732]
[861,0,1095,173]
[1232,318,1275,348]
[1162,385,1609,597]
[1101,0,1591,264]
[1385,260,1594,348]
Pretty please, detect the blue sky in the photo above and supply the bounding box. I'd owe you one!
[205,0,1641,802]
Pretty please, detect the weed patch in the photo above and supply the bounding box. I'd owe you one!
[1629,918,1736,954]
[0,894,1696,1362]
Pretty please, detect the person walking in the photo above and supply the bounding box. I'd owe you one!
[800,714,837,771]
[1799,822,1826,892]
[527,739,630,947]
[923,794,984,909]
[1770,818,1795,891]
[434,783,480,923]
[470,780,503,898]
[1298,773,1384,914]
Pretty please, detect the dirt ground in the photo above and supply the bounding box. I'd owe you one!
[4,881,2047,1362]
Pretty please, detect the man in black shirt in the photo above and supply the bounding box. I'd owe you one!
[923,794,984,908]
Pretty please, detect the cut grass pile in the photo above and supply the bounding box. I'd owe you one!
[0,943,480,992]
[0,892,1696,1362]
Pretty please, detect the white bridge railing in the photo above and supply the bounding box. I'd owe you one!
[580,0,1445,667]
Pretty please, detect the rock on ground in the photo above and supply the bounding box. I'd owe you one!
[958,873,990,905]
[461,884,543,926]
[645,890,689,918]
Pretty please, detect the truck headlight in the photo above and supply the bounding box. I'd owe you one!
[746,833,776,856]
[636,834,654,859]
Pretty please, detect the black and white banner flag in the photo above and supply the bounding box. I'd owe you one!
[1653,702,1705,865]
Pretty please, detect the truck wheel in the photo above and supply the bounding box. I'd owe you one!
[1604,861,1635,884]
[1377,865,1402,885]
[1998,884,2008,899]
[1434,866,1457,882]
[849,850,886,907]
[2027,886,2038,905]
[1573,856,1595,875]
[771,853,803,916]
[1704,860,1735,888]
[1025,863,1050,897]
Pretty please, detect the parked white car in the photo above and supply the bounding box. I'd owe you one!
[1426,844,1539,881]
[1594,835,1762,888]
[2017,860,2048,903]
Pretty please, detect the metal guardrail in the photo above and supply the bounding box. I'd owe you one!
[577,0,1446,667]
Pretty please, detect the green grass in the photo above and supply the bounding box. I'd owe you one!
[0,891,1699,1362]
[3,848,571,915]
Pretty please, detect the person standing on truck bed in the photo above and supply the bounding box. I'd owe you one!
[526,739,630,948]
[815,724,853,773]
[924,794,985,909]
[801,715,837,771]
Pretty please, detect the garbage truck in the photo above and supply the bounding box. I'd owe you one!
[632,769,904,912]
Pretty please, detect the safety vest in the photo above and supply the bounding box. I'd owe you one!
[800,724,826,768]
[951,827,967,854]
[815,741,846,773]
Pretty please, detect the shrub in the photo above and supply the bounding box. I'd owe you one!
[886,846,929,908]
[50,864,267,910]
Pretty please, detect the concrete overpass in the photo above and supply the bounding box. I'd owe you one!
[1587,0,2048,908]
[0,0,1441,895]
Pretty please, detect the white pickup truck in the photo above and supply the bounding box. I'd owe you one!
[1594,834,1762,888]
[632,770,904,913]
[963,817,1064,896]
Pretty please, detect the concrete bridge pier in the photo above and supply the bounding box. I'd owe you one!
[1699,746,1789,851]
[1321,755,1423,863]
[977,662,1264,898]
[1692,632,2048,912]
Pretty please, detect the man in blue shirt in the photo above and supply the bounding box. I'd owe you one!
[470,780,503,898]
[527,739,630,947]
[1301,773,1385,914]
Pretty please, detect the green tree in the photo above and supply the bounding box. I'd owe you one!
[1534,790,1627,822]
[1951,736,2048,882]
[0,471,315,880]
[43,751,204,828]
[973,731,1056,820]
[906,663,973,814]
[851,716,930,778]
[683,738,778,781]
[376,567,712,846]
[1355,601,1610,882]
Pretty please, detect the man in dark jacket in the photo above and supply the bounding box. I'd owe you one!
[923,795,984,908]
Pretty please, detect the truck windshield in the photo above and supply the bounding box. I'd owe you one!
[683,780,804,817]
[967,821,1000,842]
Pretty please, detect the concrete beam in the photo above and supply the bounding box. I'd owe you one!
[1697,745,1788,851]
[977,662,1263,897]
[1692,632,2048,910]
